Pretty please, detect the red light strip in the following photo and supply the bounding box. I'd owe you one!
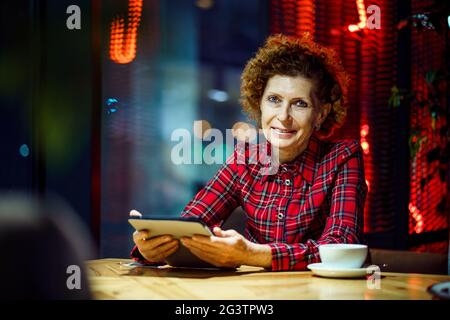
[360,124,370,155]
[109,0,143,64]
[348,0,367,32]
[409,203,424,234]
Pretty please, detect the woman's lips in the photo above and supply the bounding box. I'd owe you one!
[271,127,297,138]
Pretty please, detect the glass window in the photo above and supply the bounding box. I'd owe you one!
[100,0,268,258]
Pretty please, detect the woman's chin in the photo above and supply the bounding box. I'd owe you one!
[267,137,296,149]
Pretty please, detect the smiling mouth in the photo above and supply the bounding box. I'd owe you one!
[271,127,297,134]
[270,127,297,139]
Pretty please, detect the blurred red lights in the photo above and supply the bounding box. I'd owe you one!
[365,179,370,193]
[361,141,370,154]
[360,124,370,155]
[109,0,143,64]
[409,203,424,234]
[348,0,367,32]
[360,124,369,137]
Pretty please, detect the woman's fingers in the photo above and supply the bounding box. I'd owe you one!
[163,243,180,258]
[133,231,179,259]
[187,247,221,267]
[213,227,238,237]
[138,238,179,262]
[187,246,237,268]
[181,237,217,255]
[148,240,179,261]
[187,233,235,248]
[133,230,152,244]
[133,230,145,244]
[129,209,143,218]
[212,227,223,236]
[141,235,176,250]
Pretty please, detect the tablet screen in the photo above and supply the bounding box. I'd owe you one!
[128,217,212,238]
[128,217,221,269]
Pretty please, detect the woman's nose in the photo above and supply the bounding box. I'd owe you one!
[277,103,291,122]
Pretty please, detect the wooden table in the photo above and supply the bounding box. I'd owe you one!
[86,259,450,300]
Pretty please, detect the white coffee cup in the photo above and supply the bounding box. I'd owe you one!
[318,244,368,268]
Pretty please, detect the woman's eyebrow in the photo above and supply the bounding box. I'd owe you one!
[266,92,310,101]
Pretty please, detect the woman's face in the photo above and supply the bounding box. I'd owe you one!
[260,75,330,158]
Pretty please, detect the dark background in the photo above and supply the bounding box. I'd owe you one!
[0,0,448,261]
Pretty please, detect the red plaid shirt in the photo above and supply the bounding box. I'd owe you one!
[131,134,367,271]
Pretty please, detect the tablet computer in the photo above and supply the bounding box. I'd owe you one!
[128,217,219,269]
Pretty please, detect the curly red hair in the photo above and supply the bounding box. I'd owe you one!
[240,33,350,138]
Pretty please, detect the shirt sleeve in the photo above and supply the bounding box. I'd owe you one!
[129,146,241,263]
[180,146,241,229]
[268,142,368,271]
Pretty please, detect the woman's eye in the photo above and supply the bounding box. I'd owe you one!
[267,95,280,103]
[293,100,308,108]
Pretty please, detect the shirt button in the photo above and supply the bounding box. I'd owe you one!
[284,179,291,186]
[277,213,284,220]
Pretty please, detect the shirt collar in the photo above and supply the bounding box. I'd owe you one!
[258,134,321,185]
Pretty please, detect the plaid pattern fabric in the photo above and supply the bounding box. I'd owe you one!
[131,134,367,271]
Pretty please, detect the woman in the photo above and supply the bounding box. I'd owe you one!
[131,33,367,271]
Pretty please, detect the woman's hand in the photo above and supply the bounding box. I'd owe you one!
[180,227,272,268]
[130,210,179,263]
[132,230,179,263]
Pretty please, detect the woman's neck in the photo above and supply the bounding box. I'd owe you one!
[276,142,308,164]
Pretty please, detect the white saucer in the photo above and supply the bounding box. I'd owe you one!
[427,281,450,300]
[307,263,368,278]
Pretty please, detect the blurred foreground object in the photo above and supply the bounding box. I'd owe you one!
[0,193,94,299]
[369,248,448,275]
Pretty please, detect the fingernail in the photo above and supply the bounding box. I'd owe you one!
[130,209,142,217]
